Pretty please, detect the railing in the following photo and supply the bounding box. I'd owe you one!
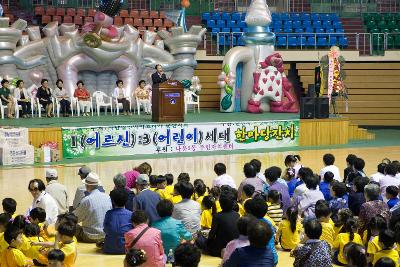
[204,31,398,56]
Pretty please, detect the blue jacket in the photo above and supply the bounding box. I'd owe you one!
[223,246,274,267]
[260,218,278,264]
[103,208,133,254]
[133,189,162,224]
[319,181,332,201]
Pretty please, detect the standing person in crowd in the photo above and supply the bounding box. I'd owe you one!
[380,163,400,201]
[152,199,192,254]
[223,220,275,267]
[37,78,54,117]
[134,80,152,115]
[73,80,91,116]
[320,153,341,181]
[151,64,167,86]
[212,163,236,189]
[133,174,161,224]
[72,166,105,210]
[359,183,390,233]
[348,176,369,216]
[174,243,202,267]
[222,216,253,263]
[343,154,357,182]
[45,169,69,215]
[292,219,332,267]
[73,172,112,243]
[124,210,164,267]
[14,79,31,118]
[284,155,302,178]
[172,182,201,234]
[0,79,15,118]
[238,163,264,197]
[28,179,58,224]
[371,162,387,183]
[103,189,133,254]
[113,80,131,116]
[265,166,290,212]
[124,162,152,190]
[113,173,135,211]
[207,192,240,257]
[320,171,334,201]
[53,79,71,117]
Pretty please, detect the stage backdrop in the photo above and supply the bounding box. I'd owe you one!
[62,120,300,158]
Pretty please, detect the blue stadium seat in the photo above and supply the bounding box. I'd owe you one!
[303,20,312,28]
[212,28,220,36]
[339,37,348,47]
[323,20,332,28]
[293,20,302,29]
[317,37,328,47]
[202,12,210,21]
[212,12,220,20]
[274,28,282,33]
[290,13,301,21]
[232,27,241,33]
[207,20,216,28]
[217,20,225,28]
[330,13,339,21]
[295,28,304,33]
[320,13,331,21]
[281,13,290,21]
[222,27,230,33]
[326,28,335,34]
[227,20,236,28]
[273,21,283,28]
[218,36,226,46]
[238,21,246,28]
[240,13,246,20]
[284,20,292,27]
[298,36,307,46]
[222,12,230,21]
[307,36,316,47]
[283,27,293,33]
[231,12,241,21]
[288,36,298,47]
[336,28,345,33]
[301,13,310,21]
[305,27,314,33]
[315,28,325,33]
[329,36,338,46]
[238,36,245,46]
[313,20,322,27]
[333,21,343,29]
[311,13,319,21]
[272,13,281,21]
[277,36,287,47]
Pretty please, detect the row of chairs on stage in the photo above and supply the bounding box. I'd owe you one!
[0,90,200,119]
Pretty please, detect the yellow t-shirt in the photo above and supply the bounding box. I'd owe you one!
[0,233,8,254]
[320,222,335,248]
[277,219,302,250]
[19,235,31,256]
[238,203,245,217]
[155,189,168,200]
[149,187,157,192]
[216,201,222,213]
[367,235,381,263]
[200,209,213,229]
[25,236,45,260]
[60,241,77,267]
[333,225,343,239]
[263,215,277,229]
[0,247,31,267]
[329,218,335,227]
[164,185,174,199]
[172,195,182,204]
[372,249,399,267]
[333,232,363,264]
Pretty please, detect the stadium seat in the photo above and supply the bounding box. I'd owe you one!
[290,13,300,21]
[202,12,210,21]
[76,8,86,17]
[329,36,338,46]
[130,10,139,18]
[288,36,297,47]
[56,8,65,16]
[326,28,335,34]
[164,20,173,28]
[207,20,216,28]
[153,19,163,27]
[315,27,325,33]
[222,27,230,33]
[159,11,166,19]
[272,13,280,21]
[307,36,316,47]
[140,10,149,18]
[143,19,153,27]
[281,13,290,21]
[222,12,230,21]
[232,27,241,33]
[295,28,304,33]
[211,12,220,20]
[114,16,123,26]
[313,20,322,27]
[35,6,45,16]
[303,20,312,28]
[41,15,51,25]
[63,15,73,24]
[298,36,307,47]
[84,16,94,24]
[211,28,220,36]
[66,8,75,17]
[231,12,241,21]
[124,18,133,25]
[317,37,328,47]
[320,13,331,21]
[46,7,56,16]
[301,13,310,21]
[293,20,302,29]
[227,20,236,28]
[134,19,143,27]
[311,13,319,21]
[217,20,225,28]
[338,37,348,47]
[120,10,129,18]
[238,21,246,28]
[150,11,159,19]
[276,36,287,47]
[73,16,83,25]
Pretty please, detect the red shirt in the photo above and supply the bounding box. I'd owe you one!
[74,88,90,100]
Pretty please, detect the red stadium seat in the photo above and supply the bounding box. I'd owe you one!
[119,9,129,18]
[66,8,76,17]
[137,26,146,31]
[53,15,62,24]
[159,11,166,19]
[164,19,173,27]
[41,15,51,25]
[153,18,162,27]
[140,10,149,18]
[63,15,73,23]
[56,8,65,16]
[130,10,139,18]
[114,16,123,26]
[73,16,83,25]
[133,18,143,27]
[87,9,96,17]
[143,18,153,27]
[35,6,45,16]
[150,11,158,19]
[124,18,133,25]
[84,16,94,24]
[76,8,85,17]
[147,27,155,32]
[46,7,56,16]
[157,27,166,31]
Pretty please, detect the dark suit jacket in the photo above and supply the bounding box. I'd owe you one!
[151,72,167,85]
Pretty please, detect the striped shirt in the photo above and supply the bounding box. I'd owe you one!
[267,202,283,225]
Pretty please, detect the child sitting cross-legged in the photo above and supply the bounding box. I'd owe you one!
[239,184,255,216]
[276,207,302,251]
[0,224,33,266]
[343,242,367,267]
[365,216,387,264]
[329,181,348,223]
[52,222,77,267]
[29,207,49,241]
[200,196,217,230]
[23,223,47,266]
[333,217,363,265]
[315,200,335,248]
[372,229,399,267]
[267,190,283,225]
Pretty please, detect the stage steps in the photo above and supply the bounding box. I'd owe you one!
[348,124,376,140]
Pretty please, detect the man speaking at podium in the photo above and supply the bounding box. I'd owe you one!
[151,64,167,87]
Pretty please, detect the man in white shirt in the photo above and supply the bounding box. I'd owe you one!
[212,163,236,189]
[319,153,341,181]
[173,182,201,233]
[380,163,400,202]
[28,179,58,224]
[370,163,387,183]
[45,168,69,214]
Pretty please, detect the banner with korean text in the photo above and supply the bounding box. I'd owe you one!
[62,120,300,158]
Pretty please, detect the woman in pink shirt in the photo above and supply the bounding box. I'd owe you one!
[124,162,152,189]
[125,210,164,267]
[222,215,252,263]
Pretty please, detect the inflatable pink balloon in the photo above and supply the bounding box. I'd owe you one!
[29,69,43,85]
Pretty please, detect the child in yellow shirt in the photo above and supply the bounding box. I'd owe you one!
[154,176,168,200]
[149,175,158,191]
[193,180,208,206]
[171,184,182,204]
[29,207,51,241]
[276,208,301,250]
[334,208,353,239]
[343,242,367,267]
[333,218,363,265]
[164,174,175,200]
[54,223,77,267]
[47,249,65,267]
[1,225,33,267]
[200,196,217,229]
[0,213,11,254]
[23,223,47,265]
[315,201,335,248]
[2,198,17,219]
[372,229,399,267]
[239,184,255,217]
[364,216,387,263]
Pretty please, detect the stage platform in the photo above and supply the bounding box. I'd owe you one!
[0,110,375,163]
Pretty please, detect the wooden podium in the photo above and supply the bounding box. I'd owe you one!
[152,80,184,122]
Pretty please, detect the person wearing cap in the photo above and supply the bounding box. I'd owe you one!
[28,179,59,225]
[132,174,162,224]
[73,172,112,243]
[72,166,105,210]
[45,168,69,214]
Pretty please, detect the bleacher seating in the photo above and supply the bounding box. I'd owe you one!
[363,13,400,49]
[202,11,348,48]
[33,7,174,33]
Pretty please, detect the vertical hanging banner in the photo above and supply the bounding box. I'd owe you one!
[62,120,299,158]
